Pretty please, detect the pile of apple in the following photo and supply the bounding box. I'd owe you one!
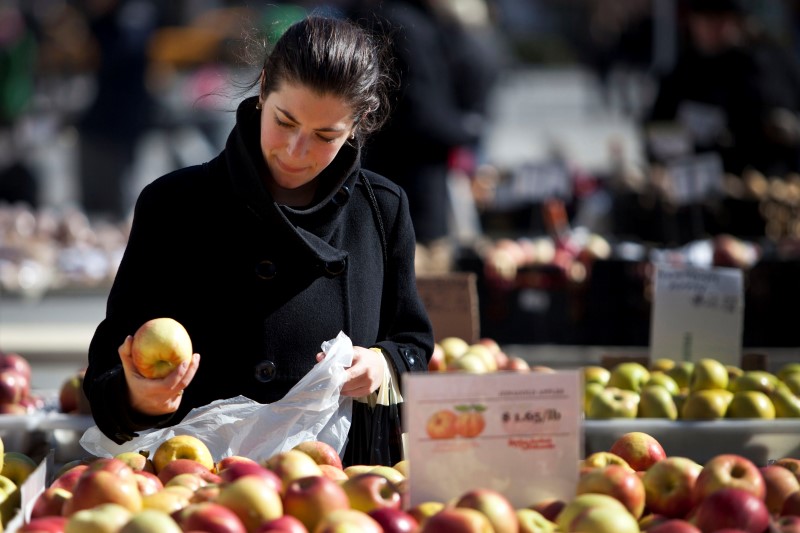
[429,336,548,373]
[584,357,800,420]
[0,437,42,528]
[0,350,47,415]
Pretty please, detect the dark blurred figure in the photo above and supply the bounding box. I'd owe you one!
[347,0,502,245]
[0,4,38,207]
[77,0,159,220]
[646,0,800,177]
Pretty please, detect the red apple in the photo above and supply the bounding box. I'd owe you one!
[761,464,800,515]
[455,488,519,533]
[30,486,72,518]
[174,501,247,533]
[63,469,143,515]
[134,470,164,496]
[0,352,31,379]
[131,317,193,379]
[420,507,494,532]
[783,491,800,517]
[693,454,766,504]
[282,475,351,531]
[367,508,419,533]
[217,455,259,472]
[264,449,323,487]
[425,409,458,439]
[0,369,27,404]
[576,464,646,519]
[341,472,402,513]
[17,516,68,533]
[690,487,770,533]
[315,509,382,533]
[505,356,531,372]
[50,464,89,492]
[254,514,310,533]
[219,460,283,492]
[776,458,800,483]
[582,451,634,472]
[157,458,221,485]
[215,475,283,531]
[292,440,343,470]
[609,431,667,471]
[528,498,565,522]
[319,463,349,482]
[428,343,446,371]
[646,518,702,533]
[115,451,155,473]
[643,456,703,518]
[58,370,87,414]
[776,515,800,533]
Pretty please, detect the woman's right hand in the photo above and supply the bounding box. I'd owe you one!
[118,335,200,416]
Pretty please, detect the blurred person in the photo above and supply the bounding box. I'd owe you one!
[347,0,501,247]
[82,15,433,466]
[76,0,160,220]
[646,0,800,176]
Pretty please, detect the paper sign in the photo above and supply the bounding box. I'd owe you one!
[649,264,744,366]
[666,152,725,205]
[403,371,582,508]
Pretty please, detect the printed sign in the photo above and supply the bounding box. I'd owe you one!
[650,264,744,365]
[403,371,582,508]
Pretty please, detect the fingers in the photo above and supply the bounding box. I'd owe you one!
[316,351,326,363]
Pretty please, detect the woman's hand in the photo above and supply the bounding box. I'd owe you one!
[317,345,385,397]
[118,335,200,416]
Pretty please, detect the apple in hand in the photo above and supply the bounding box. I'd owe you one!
[576,464,646,519]
[131,317,193,379]
[690,487,770,533]
[760,464,800,515]
[152,434,215,474]
[693,454,766,503]
[609,431,667,472]
[455,488,519,533]
[283,475,350,531]
[643,456,702,518]
[292,440,343,470]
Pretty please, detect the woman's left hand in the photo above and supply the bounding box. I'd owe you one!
[317,345,385,397]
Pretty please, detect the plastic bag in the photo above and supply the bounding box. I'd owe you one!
[79,331,355,462]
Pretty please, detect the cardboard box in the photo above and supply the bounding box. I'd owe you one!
[417,273,479,343]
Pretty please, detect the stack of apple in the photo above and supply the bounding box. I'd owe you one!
[0,350,47,415]
[429,336,545,373]
[584,357,800,420]
[0,439,41,528]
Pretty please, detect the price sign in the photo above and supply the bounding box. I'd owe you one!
[665,152,725,205]
[493,160,571,210]
[403,371,582,508]
[649,264,744,365]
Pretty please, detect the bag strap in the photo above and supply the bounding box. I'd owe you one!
[359,171,388,268]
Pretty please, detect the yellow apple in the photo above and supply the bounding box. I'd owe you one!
[152,435,215,474]
[131,317,193,379]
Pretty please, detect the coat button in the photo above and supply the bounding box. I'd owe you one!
[332,185,351,206]
[402,348,416,366]
[254,360,277,382]
[255,260,277,280]
[323,258,346,276]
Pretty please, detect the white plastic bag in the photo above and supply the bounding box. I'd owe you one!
[79,331,355,462]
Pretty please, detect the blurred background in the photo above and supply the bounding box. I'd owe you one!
[4,0,800,388]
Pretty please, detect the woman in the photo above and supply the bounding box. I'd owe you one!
[83,15,434,466]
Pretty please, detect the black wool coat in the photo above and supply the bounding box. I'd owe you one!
[83,97,433,452]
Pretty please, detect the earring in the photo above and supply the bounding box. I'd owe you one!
[256,102,262,110]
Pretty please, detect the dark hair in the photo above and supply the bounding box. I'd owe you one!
[257,15,394,144]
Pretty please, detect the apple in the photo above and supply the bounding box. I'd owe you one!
[639,385,679,420]
[505,356,531,372]
[217,455,260,472]
[317,464,348,482]
[282,475,350,531]
[51,464,90,492]
[254,514,309,533]
[556,493,637,533]
[439,337,470,366]
[157,458,220,485]
[64,468,143,515]
[584,382,606,414]
[609,431,667,471]
[586,387,640,419]
[341,472,402,513]
[583,365,611,387]
[608,362,651,392]
[730,371,780,395]
[343,464,374,478]
[392,459,409,478]
[775,458,800,482]
[31,486,73,518]
[646,372,681,396]
[784,373,800,396]
[783,491,800,517]
[0,369,27,404]
[689,358,729,392]
[292,440,343,470]
[426,409,458,439]
[118,509,183,533]
[192,483,222,504]
[264,450,324,487]
[368,507,419,533]
[164,472,209,493]
[582,451,633,471]
[173,501,247,533]
[577,464,646,519]
[449,352,489,373]
[64,502,132,533]
[369,465,405,485]
[0,352,30,379]
[134,470,164,497]
[760,464,800,515]
[0,473,20,525]
[528,498,565,522]
[1,451,38,485]
[651,358,676,372]
[407,501,445,527]
[666,362,695,390]
[775,516,800,533]
[516,508,555,533]
[59,370,88,414]
[18,516,69,533]
[778,363,800,382]
[215,475,283,531]
[690,487,770,533]
[693,454,766,503]
[454,409,486,438]
[131,317,193,379]
[115,451,155,473]
[219,460,283,492]
[140,488,191,514]
[772,387,800,418]
[681,389,733,419]
[643,456,702,518]
[428,343,446,371]
[726,390,776,419]
[646,519,702,533]
[455,488,519,533]
[315,509,382,533]
[420,507,494,533]
[152,434,215,474]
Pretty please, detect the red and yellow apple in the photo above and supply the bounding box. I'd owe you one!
[131,317,193,379]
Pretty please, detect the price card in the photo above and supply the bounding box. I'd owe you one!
[403,371,582,508]
[649,264,744,365]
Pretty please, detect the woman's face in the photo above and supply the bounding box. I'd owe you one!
[259,81,356,205]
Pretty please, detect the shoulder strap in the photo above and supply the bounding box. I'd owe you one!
[360,172,388,268]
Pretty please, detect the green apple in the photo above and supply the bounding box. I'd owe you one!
[650,358,676,372]
[666,361,694,390]
[584,382,606,414]
[583,366,611,387]
[586,387,640,419]
[725,365,744,390]
[689,358,729,392]
[119,509,183,533]
[556,493,636,533]
[0,474,19,527]
[1,451,38,486]
[645,372,680,395]
[608,362,650,392]
[782,373,800,396]
[770,387,800,418]
[726,390,776,419]
[65,502,132,533]
[777,363,800,382]
[681,389,733,419]
[638,385,678,420]
[730,371,779,395]
[516,508,556,533]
